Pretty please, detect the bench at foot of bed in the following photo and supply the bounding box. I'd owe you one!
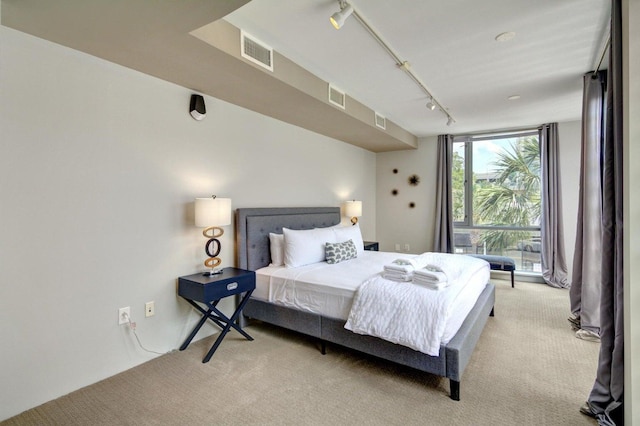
[468,254,516,288]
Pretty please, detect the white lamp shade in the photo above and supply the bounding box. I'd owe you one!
[195,197,232,227]
[344,200,362,218]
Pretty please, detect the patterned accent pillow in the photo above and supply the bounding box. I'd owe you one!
[325,239,358,264]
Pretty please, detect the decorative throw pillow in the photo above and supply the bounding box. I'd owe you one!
[325,239,358,264]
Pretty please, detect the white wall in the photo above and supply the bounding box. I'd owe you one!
[375,124,582,277]
[375,137,438,253]
[0,26,376,420]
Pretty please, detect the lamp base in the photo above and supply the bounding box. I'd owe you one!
[203,233,223,276]
[202,268,223,276]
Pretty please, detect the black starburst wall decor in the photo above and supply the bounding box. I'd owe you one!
[408,174,420,186]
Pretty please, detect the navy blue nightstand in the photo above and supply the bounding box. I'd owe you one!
[178,267,256,363]
[363,241,379,251]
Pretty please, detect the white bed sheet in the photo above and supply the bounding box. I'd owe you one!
[254,251,490,345]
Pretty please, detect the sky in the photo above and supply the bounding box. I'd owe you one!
[473,139,511,174]
[453,137,523,174]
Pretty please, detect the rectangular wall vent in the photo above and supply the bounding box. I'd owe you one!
[241,31,273,71]
[328,85,346,109]
[375,112,386,129]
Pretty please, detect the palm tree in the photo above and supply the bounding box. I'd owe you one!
[452,150,465,222]
[474,137,540,251]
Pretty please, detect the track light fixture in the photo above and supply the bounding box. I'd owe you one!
[329,0,455,127]
[426,99,436,111]
[330,2,354,29]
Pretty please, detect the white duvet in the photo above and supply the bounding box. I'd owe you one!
[255,251,489,356]
[344,253,489,356]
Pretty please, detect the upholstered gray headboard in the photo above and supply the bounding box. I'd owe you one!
[235,207,341,271]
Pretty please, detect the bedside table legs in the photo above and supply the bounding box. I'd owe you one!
[179,304,211,351]
[180,290,254,363]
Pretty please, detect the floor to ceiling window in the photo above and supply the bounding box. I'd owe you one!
[452,129,542,273]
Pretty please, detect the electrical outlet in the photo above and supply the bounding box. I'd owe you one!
[404,244,410,252]
[395,243,400,251]
[145,301,155,317]
[118,307,130,325]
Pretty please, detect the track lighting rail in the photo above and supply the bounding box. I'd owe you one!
[332,1,455,126]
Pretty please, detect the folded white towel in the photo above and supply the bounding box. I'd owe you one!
[413,277,449,290]
[413,265,449,290]
[383,271,413,282]
[414,268,447,283]
[424,264,444,273]
[421,254,466,282]
[384,255,431,273]
[384,261,414,274]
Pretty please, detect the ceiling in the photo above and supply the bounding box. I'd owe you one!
[225,0,610,135]
[2,0,610,151]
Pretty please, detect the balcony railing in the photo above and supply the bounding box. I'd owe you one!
[453,228,542,273]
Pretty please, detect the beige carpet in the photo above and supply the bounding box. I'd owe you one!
[3,279,600,426]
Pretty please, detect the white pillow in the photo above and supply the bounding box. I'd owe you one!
[333,223,365,256]
[283,227,337,268]
[269,233,284,266]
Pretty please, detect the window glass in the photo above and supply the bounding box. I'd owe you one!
[452,131,541,273]
[452,143,466,223]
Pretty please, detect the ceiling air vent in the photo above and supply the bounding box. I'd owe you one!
[375,112,386,130]
[328,85,346,109]
[241,31,273,71]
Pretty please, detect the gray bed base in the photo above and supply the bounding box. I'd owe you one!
[235,207,495,401]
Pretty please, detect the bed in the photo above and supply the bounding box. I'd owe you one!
[235,207,495,401]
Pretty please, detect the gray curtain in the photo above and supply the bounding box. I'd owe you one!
[570,71,606,335]
[539,123,569,288]
[587,0,624,423]
[433,134,454,253]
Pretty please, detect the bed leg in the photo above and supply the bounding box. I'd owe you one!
[321,340,326,355]
[238,314,248,329]
[450,380,460,401]
[490,307,495,317]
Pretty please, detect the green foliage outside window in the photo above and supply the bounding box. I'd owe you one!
[453,136,541,254]
[452,150,465,222]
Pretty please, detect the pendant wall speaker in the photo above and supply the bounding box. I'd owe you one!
[190,94,206,120]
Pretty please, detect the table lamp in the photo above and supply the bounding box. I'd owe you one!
[343,200,362,225]
[195,196,231,275]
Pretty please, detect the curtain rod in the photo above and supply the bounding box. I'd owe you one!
[593,34,610,76]
[451,125,540,140]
